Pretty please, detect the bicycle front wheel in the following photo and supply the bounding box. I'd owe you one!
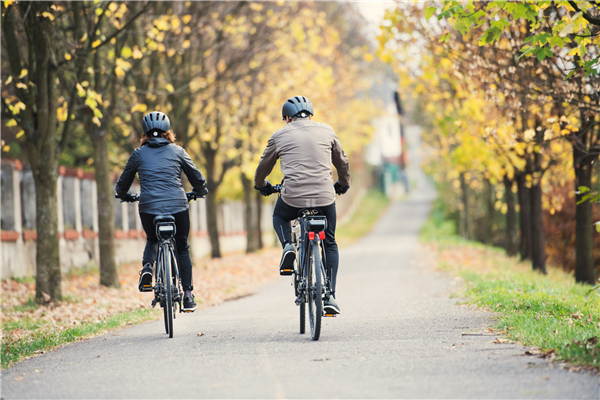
[308,242,323,341]
[163,244,174,338]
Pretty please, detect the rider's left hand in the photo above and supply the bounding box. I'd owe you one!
[255,180,273,196]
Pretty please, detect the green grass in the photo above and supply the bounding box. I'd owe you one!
[422,208,600,369]
[2,308,158,369]
[336,190,390,247]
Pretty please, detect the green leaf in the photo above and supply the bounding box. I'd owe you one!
[564,70,576,80]
[578,186,590,194]
[577,193,594,205]
[548,36,565,48]
[536,50,546,62]
[425,6,437,21]
[596,222,600,233]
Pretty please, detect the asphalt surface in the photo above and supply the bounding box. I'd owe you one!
[3,187,599,399]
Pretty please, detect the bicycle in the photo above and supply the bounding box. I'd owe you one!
[268,185,334,341]
[116,191,204,338]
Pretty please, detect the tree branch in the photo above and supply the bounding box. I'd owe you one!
[568,1,600,26]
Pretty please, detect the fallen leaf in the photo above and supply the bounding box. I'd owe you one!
[197,332,205,337]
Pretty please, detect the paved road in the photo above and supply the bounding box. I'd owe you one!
[3,190,598,399]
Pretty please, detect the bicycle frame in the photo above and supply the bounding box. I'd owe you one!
[294,214,331,306]
[151,221,183,312]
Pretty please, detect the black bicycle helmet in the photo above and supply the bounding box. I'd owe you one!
[282,96,314,120]
[142,111,171,136]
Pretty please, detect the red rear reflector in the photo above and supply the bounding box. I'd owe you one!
[318,231,325,240]
[308,232,315,240]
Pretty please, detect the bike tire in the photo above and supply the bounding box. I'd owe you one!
[164,244,174,338]
[308,242,323,341]
[294,260,306,334]
[300,301,306,334]
[170,248,180,317]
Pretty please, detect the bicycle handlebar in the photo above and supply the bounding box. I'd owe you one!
[186,191,205,201]
[115,192,205,203]
[115,193,139,203]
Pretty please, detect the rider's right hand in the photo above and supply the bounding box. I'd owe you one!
[254,180,274,196]
[334,181,349,195]
[121,191,135,202]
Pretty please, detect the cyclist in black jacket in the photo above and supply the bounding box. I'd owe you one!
[115,111,207,312]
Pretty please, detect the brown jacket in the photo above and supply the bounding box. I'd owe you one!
[254,119,350,208]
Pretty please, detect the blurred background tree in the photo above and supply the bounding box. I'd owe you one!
[378,1,599,283]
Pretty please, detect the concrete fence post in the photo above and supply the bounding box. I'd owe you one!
[223,202,231,235]
[190,200,198,233]
[199,200,207,233]
[57,173,65,245]
[91,179,99,233]
[12,162,22,243]
[121,201,129,233]
[73,171,83,242]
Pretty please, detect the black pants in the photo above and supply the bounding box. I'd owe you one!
[273,197,339,294]
[140,211,193,291]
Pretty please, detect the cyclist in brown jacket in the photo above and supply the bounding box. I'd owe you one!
[254,96,350,314]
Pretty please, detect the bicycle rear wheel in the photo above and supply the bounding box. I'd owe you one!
[294,260,306,334]
[163,244,174,338]
[308,242,323,341]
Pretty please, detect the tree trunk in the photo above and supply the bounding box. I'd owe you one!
[18,4,63,303]
[572,108,598,284]
[241,174,257,253]
[574,161,595,284]
[256,191,264,249]
[517,173,532,260]
[205,189,221,258]
[484,179,495,245]
[459,173,473,240]
[530,174,546,273]
[504,176,517,256]
[31,153,62,302]
[92,128,120,287]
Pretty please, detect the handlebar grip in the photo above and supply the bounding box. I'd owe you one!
[115,193,139,202]
[186,191,206,201]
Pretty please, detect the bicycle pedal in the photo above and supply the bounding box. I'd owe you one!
[324,313,337,318]
[280,268,294,276]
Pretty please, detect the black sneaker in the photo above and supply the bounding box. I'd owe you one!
[138,263,153,292]
[182,295,197,312]
[279,243,296,276]
[323,296,340,315]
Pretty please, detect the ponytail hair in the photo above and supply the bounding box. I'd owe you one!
[140,129,176,146]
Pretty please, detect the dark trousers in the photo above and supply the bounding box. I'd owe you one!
[140,211,193,291]
[273,197,339,294]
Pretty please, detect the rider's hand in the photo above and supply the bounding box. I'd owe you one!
[195,187,209,197]
[187,187,208,201]
[334,181,349,195]
[121,191,136,202]
[255,180,273,196]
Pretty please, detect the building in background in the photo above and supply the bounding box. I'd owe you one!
[365,77,408,198]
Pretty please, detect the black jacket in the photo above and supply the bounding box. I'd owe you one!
[115,138,206,215]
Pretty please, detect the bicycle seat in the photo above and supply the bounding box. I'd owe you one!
[153,215,175,225]
[298,208,322,217]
